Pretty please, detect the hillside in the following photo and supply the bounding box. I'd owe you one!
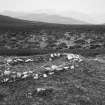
[0,15,53,31]
[0,14,88,31]
[0,14,105,56]
[1,11,88,24]
[17,13,87,25]
[0,14,104,31]
[0,15,36,26]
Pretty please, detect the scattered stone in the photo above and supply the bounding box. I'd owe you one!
[22,74,28,78]
[64,66,69,70]
[37,88,46,92]
[23,72,28,75]
[45,67,51,70]
[51,54,54,58]
[16,72,22,77]
[51,65,58,70]
[49,72,54,75]
[54,53,57,56]
[43,74,48,78]
[3,78,9,82]
[33,74,38,79]
[4,70,11,75]
[25,59,33,62]
[71,65,75,69]
[49,58,52,61]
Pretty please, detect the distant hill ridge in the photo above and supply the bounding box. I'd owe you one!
[0,14,52,30]
[0,11,89,25]
[18,13,87,24]
[0,14,89,30]
[0,15,38,25]
[0,14,105,32]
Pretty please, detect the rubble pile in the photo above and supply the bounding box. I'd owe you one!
[0,53,84,83]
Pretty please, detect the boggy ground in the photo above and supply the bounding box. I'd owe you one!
[0,53,105,105]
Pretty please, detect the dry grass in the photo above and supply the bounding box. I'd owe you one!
[0,54,105,105]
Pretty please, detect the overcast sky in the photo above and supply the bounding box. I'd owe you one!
[0,0,105,15]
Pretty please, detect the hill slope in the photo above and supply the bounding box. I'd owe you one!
[17,13,88,24]
[1,11,88,24]
[0,15,54,30]
[0,15,38,27]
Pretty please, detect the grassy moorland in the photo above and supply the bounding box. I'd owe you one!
[1,15,105,105]
[0,25,105,56]
[0,15,105,56]
[0,54,105,105]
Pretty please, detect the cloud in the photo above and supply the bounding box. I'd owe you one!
[0,0,105,15]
